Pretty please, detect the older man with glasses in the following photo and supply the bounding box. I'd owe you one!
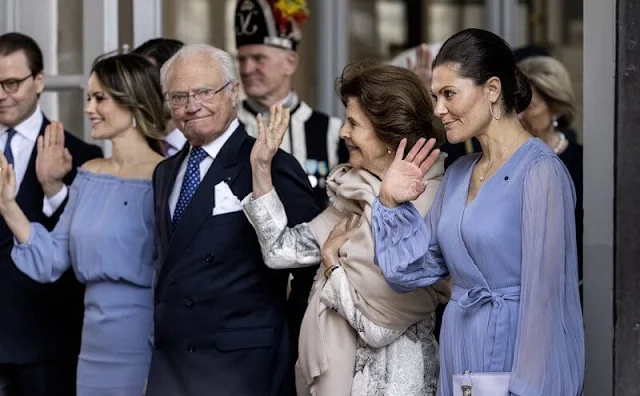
[145,43,318,396]
[0,32,101,396]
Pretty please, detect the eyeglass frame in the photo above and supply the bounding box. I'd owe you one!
[164,81,231,108]
[0,74,35,94]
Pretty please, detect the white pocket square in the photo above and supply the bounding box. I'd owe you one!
[213,181,243,215]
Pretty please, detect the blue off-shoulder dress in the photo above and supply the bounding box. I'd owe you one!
[12,170,155,396]
[372,138,584,396]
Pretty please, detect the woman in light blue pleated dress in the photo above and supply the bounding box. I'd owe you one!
[0,53,167,395]
[371,29,584,396]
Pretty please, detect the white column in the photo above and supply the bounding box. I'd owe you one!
[316,0,349,119]
[133,0,163,48]
[333,0,348,119]
[583,0,615,394]
[316,0,335,117]
[83,0,119,154]
[0,0,17,33]
[486,0,517,46]
[3,0,60,119]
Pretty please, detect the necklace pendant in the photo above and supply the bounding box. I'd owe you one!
[480,175,485,182]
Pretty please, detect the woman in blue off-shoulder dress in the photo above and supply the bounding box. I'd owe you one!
[372,29,584,396]
[0,53,167,395]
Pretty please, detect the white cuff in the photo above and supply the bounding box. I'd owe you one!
[42,185,69,217]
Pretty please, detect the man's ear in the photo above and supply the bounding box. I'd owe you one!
[230,81,240,105]
[34,72,45,96]
[283,50,298,77]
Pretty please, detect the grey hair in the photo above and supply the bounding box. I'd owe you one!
[160,43,237,95]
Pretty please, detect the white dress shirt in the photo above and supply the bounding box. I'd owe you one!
[164,128,187,157]
[168,119,239,218]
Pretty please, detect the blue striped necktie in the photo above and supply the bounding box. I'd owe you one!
[172,147,208,231]
[4,128,16,165]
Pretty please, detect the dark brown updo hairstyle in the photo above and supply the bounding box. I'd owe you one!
[335,60,445,151]
[91,53,167,154]
[433,28,532,113]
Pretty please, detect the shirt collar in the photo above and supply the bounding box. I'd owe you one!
[244,91,299,115]
[0,105,43,142]
[164,128,187,150]
[191,118,240,160]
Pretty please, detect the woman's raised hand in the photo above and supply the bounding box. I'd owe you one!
[379,138,440,208]
[250,104,291,168]
[36,121,72,197]
[0,151,17,212]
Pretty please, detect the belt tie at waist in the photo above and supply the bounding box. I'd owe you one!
[452,285,521,371]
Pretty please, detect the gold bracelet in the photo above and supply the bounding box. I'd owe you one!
[324,265,341,279]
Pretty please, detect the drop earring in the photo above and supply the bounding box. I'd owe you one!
[132,117,137,128]
[489,102,502,120]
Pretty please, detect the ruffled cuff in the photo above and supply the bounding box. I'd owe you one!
[372,199,434,290]
[13,223,40,247]
[372,199,429,248]
[11,222,68,283]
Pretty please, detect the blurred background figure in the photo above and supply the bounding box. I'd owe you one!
[134,38,187,156]
[234,0,347,208]
[518,55,583,300]
[514,44,550,63]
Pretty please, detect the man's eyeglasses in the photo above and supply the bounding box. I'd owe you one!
[0,74,34,94]
[165,82,231,108]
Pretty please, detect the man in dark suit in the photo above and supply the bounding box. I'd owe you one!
[0,32,102,396]
[146,44,318,396]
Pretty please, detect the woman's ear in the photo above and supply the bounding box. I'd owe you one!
[485,76,502,104]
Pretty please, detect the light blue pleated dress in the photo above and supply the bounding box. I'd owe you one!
[372,138,584,396]
[12,170,155,396]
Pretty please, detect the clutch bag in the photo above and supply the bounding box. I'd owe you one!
[452,370,511,396]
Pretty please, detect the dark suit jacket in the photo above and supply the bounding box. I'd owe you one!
[0,116,102,363]
[147,124,319,396]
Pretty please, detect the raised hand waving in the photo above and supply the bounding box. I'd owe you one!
[379,138,440,208]
[249,104,291,168]
[36,121,72,197]
[0,151,17,211]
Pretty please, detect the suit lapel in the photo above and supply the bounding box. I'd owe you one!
[158,125,248,283]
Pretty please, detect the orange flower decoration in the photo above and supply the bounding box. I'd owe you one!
[270,0,309,34]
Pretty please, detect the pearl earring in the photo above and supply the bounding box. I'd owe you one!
[552,116,559,129]
[387,148,392,155]
[132,117,137,128]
